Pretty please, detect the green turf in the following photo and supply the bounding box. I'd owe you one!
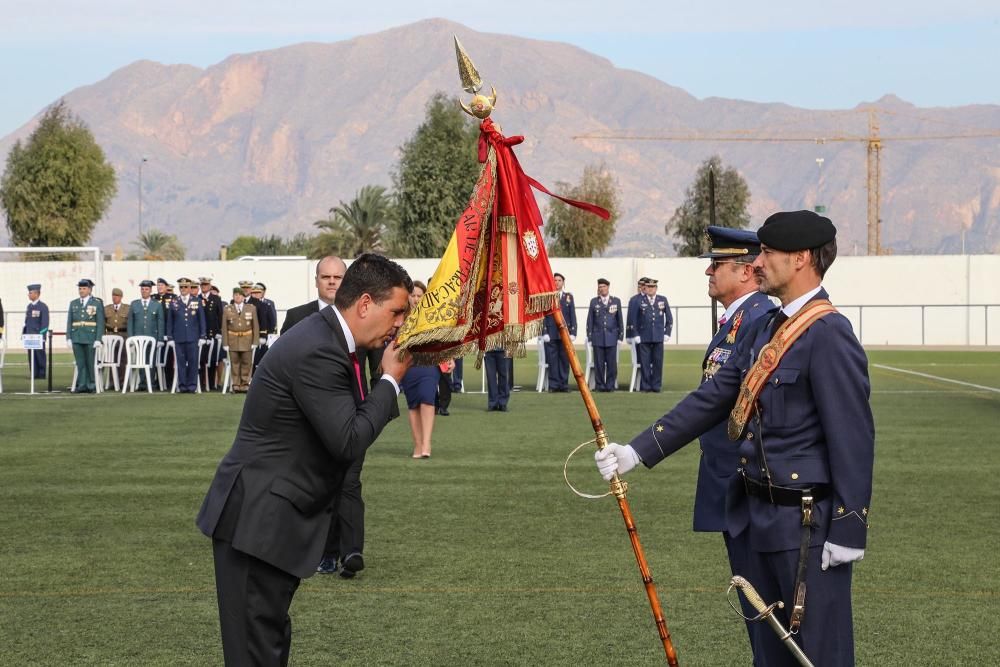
[1,349,998,665]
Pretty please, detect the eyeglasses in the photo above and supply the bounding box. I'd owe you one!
[709,260,754,271]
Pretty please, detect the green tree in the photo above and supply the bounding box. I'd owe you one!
[544,164,622,257]
[1,100,117,248]
[314,185,395,258]
[390,93,480,257]
[666,155,751,256]
[226,233,315,259]
[131,229,185,260]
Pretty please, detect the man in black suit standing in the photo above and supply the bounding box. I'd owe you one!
[196,253,413,666]
[279,256,346,334]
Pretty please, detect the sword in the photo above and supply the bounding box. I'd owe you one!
[728,575,815,667]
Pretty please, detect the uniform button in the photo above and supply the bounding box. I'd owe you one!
[740,457,748,465]
[791,473,799,480]
[746,432,754,440]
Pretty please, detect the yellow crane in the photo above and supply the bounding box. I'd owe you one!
[574,109,1000,255]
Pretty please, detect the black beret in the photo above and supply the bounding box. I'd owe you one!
[757,210,836,251]
[597,278,610,286]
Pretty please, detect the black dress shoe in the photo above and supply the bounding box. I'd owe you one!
[499,405,508,412]
[316,556,338,575]
[340,553,365,579]
[437,408,450,416]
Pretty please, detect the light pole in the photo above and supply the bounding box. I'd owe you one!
[138,157,148,237]
[814,157,825,214]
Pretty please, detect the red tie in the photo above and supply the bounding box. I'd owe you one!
[350,352,365,400]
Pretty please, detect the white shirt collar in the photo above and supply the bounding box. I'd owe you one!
[318,297,333,310]
[782,285,823,318]
[29,299,39,306]
[722,290,758,323]
[331,306,356,354]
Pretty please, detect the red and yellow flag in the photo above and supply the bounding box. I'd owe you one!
[396,118,608,365]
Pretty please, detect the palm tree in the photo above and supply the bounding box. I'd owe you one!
[133,229,185,260]
[315,185,395,257]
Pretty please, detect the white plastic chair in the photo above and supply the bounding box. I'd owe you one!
[535,336,549,392]
[156,340,179,393]
[584,341,596,390]
[97,335,124,392]
[122,336,156,394]
[629,339,642,392]
[222,344,256,394]
[197,338,214,393]
[71,340,104,393]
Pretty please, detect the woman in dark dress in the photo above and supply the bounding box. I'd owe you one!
[399,281,440,458]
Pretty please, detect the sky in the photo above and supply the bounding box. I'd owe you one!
[1,1,998,137]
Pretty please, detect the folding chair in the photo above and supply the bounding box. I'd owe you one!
[122,336,157,394]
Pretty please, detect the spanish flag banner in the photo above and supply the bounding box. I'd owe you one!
[396,118,608,365]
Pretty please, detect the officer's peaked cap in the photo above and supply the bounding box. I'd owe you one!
[699,225,761,259]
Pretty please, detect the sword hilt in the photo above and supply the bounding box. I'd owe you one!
[731,575,771,614]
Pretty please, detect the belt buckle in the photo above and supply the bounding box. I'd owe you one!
[801,493,814,526]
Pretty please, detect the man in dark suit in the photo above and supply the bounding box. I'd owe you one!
[596,212,873,665]
[198,277,225,390]
[279,255,369,578]
[196,253,413,666]
[279,256,345,334]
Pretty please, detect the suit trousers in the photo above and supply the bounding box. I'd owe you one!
[200,340,219,390]
[543,341,569,390]
[637,342,663,391]
[28,348,47,379]
[175,340,199,391]
[723,530,756,651]
[745,545,854,666]
[231,350,252,390]
[72,342,96,391]
[323,454,366,561]
[212,538,300,667]
[484,351,510,408]
[593,345,618,390]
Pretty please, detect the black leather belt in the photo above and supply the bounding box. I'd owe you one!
[741,471,830,506]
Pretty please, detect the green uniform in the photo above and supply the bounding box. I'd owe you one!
[67,296,105,392]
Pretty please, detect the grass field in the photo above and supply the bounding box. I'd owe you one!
[1,348,998,665]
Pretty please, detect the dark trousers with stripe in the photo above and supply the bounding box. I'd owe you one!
[175,340,199,391]
[637,342,663,391]
[593,345,618,390]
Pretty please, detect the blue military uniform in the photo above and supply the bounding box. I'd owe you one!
[166,279,207,392]
[23,284,50,379]
[626,213,874,665]
[626,281,672,392]
[542,289,577,391]
[586,280,624,391]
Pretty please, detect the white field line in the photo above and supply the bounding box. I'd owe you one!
[872,364,1000,394]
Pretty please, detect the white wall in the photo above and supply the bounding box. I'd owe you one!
[2,255,998,346]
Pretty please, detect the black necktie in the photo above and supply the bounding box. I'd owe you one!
[769,311,789,340]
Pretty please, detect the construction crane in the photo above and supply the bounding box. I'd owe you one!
[574,109,1000,255]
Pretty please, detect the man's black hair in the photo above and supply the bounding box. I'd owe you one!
[334,253,413,309]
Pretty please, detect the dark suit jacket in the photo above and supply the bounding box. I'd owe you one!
[280,300,319,335]
[196,307,399,579]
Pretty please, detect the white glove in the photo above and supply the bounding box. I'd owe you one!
[594,443,641,481]
[266,333,278,347]
[626,337,635,345]
[663,335,671,343]
[542,334,551,343]
[570,334,576,342]
[259,336,266,345]
[821,541,865,570]
[223,346,230,353]
[215,333,222,341]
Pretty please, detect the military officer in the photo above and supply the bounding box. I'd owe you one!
[23,283,50,379]
[222,287,259,392]
[166,277,207,393]
[627,277,673,392]
[152,278,177,388]
[104,287,130,385]
[127,280,165,388]
[250,282,277,372]
[596,211,874,665]
[541,272,577,392]
[586,278,624,391]
[198,277,225,390]
[67,278,104,393]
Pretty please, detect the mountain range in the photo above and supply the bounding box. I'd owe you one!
[2,18,999,256]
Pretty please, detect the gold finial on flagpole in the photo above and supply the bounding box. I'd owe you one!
[454,35,497,119]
